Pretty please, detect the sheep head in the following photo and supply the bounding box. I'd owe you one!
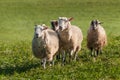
[51,20,59,31]
[91,20,101,30]
[58,17,73,31]
[34,24,48,38]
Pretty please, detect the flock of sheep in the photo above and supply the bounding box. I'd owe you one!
[32,17,107,69]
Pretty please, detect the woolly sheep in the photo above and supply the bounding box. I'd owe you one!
[58,17,83,63]
[51,20,66,61]
[87,20,107,57]
[51,20,61,60]
[32,24,59,69]
[51,19,70,63]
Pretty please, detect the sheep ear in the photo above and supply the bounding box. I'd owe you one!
[42,24,48,30]
[42,24,46,26]
[68,17,73,21]
[96,20,103,24]
[99,22,103,24]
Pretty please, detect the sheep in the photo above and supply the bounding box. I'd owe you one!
[32,24,59,69]
[87,20,107,57]
[51,20,65,61]
[57,17,83,63]
[51,20,68,62]
[51,20,61,60]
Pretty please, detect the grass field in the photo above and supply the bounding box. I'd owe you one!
[0,0,120,80]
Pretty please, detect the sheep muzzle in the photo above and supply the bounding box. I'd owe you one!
[35,33,39,38]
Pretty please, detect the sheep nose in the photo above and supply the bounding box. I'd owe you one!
[36,33,39,38]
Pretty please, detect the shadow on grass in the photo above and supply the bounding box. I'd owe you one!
[0,61,41,76]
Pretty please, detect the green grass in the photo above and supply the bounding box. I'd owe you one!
[0,36,120,80]
[0,0,120,79]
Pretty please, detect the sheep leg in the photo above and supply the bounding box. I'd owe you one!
[52,60,54,66]
[74,52,77,61]
[96,50,99,56]
[94,49,99,57]
[56,54,60,60]
[93,50,97,62]
[69,52,71,63]
[41,58,46,69]
[74,46,80,61]
[93,49,96,57]
[48,56,54,66]
[56,51,60,60]
[100,49,103,54]
[49,60,54,66]
[62,50,66,64]
[69,50,74,62]
[41,60,43,65]
[91,48,94,57]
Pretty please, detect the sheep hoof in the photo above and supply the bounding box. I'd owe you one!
[61,63,65,66]
[43,66,46,69]
[42,63,46,69]
[49,61,54,66]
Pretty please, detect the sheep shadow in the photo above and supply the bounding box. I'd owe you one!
[0,60,41,76]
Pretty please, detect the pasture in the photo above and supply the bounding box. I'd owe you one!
[0,0,120,79]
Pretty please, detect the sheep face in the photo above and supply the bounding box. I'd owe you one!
[34,24,47,38]
[51,20,59,31]
[91,20,101,30]
[58,17,68,31]
[58,17,73,31]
